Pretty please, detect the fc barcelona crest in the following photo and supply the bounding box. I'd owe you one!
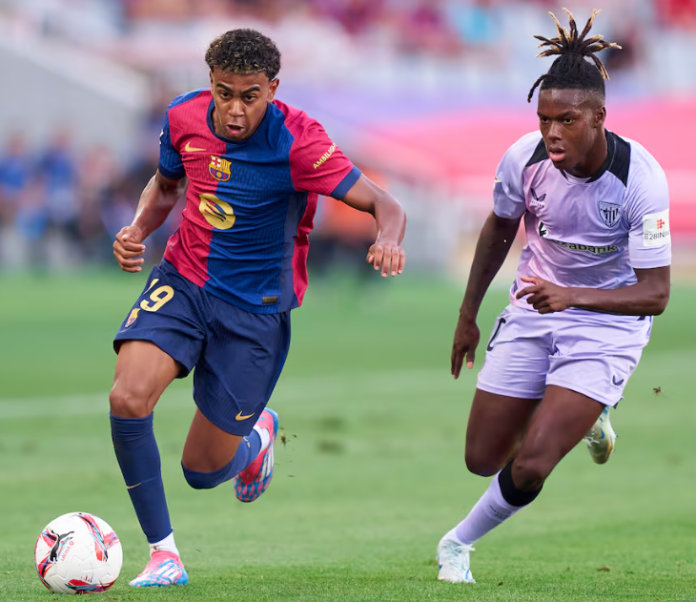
[209,155,231,181]
[598,201,621,228]
[125,308,140,328]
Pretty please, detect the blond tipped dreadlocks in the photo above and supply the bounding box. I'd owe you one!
[527,8,622,103]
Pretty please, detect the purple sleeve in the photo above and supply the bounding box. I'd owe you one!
[492,145,527,220]
[626,164,671,269]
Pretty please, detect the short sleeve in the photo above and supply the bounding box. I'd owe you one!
[158,111,185,180]
[289,121,361,199]
[493,145,527,220]
[626,167,671,269]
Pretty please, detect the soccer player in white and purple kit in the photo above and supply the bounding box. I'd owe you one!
[437,9,671,583]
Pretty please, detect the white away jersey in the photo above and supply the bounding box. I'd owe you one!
[494,131,671,310]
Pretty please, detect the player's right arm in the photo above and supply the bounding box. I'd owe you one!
[451,141,529,378]
[112,170,186,273]
[113,101,188,273]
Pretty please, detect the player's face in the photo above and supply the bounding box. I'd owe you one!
[209,68,280,142]
[537,88,606,177]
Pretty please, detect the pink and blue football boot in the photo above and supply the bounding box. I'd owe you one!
[234,408,279,503]
[129,551,188,587]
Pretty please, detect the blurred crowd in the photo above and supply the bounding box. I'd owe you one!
[3,0,695,64]
[1,0,695,270]
[0,124,180,269]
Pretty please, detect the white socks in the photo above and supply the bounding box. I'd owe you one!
[449,472,524,545]
[149,532,179,557]
[254,424,271,453]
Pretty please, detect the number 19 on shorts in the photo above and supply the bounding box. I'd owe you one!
[140,279,174,312]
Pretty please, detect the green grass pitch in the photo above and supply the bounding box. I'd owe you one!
[1,271,695,601]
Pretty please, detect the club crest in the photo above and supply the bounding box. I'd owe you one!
[599,202,621,227]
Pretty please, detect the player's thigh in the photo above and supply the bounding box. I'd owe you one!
[513,385,604,488]
[547,313,652,407]
[193,301,291,437]
[476,305,551,400]
[467,305,552,475]
[110,341,180,418]
[181,409,244,472]
[465,389,540,476]
[111,261,207,417]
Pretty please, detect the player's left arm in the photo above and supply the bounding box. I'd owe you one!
[289,119,406,277]
[517,165,671,316]
[516,267,670,315]
[339,174,406,277]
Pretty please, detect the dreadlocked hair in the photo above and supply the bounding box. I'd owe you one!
[527,8,621,103]
[205,29,281,80]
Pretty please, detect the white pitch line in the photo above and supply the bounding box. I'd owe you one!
[0,369,458,420]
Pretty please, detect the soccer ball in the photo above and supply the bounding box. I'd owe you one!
[34,512,122,594]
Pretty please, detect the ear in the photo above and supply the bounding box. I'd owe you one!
[209,69,214,89]
[268,78,280,102]
[595,105,606,128]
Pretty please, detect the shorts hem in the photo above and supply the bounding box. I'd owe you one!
[113,333,194,378]
[545,378,621,407]
[193,399,257,437]
[477,379,545,400]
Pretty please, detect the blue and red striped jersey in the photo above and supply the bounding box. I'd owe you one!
[158,89,361,313]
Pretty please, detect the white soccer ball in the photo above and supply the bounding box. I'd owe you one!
[34,512,122,595]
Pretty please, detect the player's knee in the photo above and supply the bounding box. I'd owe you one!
[511,456,552,491]
[181,462,224,490]
[109,383,154,418]
[465,450,503,477]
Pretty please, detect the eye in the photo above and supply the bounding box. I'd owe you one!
[244,95,257,103]
[563,118,575,125]
[219,91,230,100]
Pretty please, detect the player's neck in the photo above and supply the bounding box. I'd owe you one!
[567,129,608,179]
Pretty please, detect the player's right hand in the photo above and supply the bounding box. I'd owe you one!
[113,226,146,273]
[451,314,480,379]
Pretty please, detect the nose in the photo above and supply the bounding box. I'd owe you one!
[547,122,563,143]
[228,98,244,118]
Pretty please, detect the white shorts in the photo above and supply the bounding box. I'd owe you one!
[477,304,653,407]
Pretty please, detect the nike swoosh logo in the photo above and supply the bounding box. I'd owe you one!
[235,411,254,421]
[184,142,206,152]
[126,483,141,490]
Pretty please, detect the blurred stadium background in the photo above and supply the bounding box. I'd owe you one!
[2,1,696,600]
[1,0,696,276]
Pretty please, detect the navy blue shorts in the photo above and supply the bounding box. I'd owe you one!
[114,260,291,436]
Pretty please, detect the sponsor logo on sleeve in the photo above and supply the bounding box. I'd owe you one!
[314,143,337,169]
[642,209,670,247]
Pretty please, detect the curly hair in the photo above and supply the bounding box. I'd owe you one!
[205,29,281,80]
[528,9,621,103]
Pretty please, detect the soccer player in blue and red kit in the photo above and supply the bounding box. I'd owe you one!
[109,29,406,587]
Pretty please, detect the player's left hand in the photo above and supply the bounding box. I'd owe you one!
[367,240,405,277]
[516,276,575,314]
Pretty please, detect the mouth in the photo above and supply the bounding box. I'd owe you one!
[225,123,245,136]
[547,146,565,163]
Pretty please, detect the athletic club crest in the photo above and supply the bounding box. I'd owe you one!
[599,201,621,227]
[209,155,231,181]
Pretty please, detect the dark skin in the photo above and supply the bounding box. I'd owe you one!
[111,68,406,474]
[451,86,670,491]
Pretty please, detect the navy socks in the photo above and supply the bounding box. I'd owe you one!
[110,413,172,544]
[181,431,262,489]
